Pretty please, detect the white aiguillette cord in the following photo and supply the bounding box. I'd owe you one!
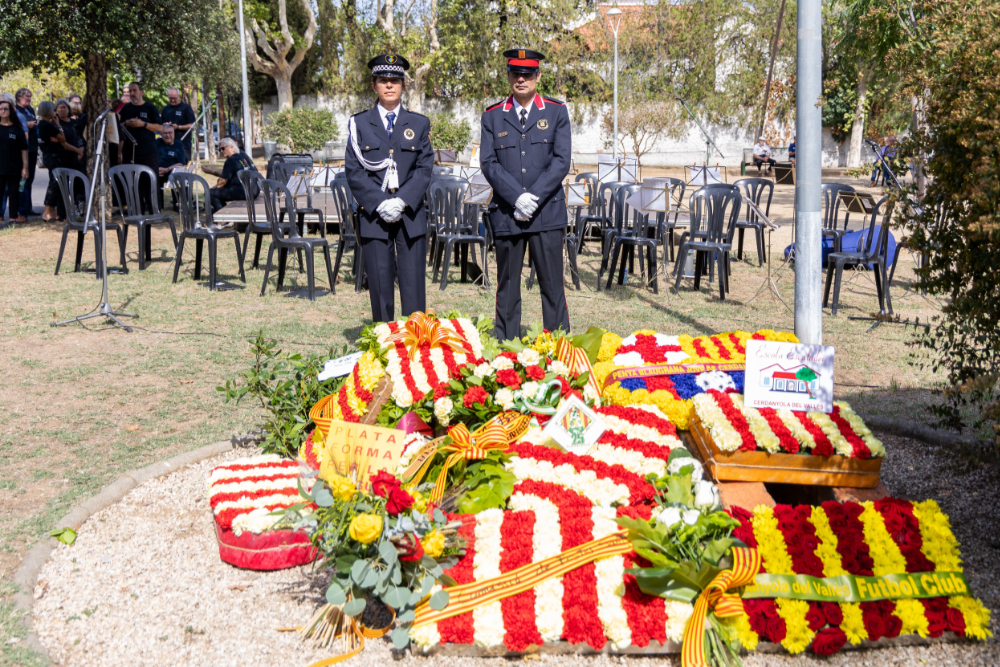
[348,116,398,191]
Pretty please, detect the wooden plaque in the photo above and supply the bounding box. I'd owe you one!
[688,415,882,488]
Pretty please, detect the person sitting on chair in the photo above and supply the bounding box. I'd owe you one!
[753,136,775,175]
[156,125,187,210]
[209,137,256,213]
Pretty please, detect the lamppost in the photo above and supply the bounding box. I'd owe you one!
[237,0,254,151]
[606,6,623,160]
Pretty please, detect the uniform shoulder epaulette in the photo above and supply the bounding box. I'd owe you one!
[406,109,429,120]
[543,96,565,106]
[485,99,506,112]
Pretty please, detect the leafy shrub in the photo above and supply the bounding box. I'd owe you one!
[263,107,339,152]
[218,333,351,458]
[429,112,471,151]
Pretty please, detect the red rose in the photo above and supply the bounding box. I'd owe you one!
[498,351,517,361]
[863,612,885,641]
[924,610,947,638]
[811,627,847,656]
[526,365,545,381]
[765,615,787,642]
[463,385,489,407]
[386,486,414,515]
[883,614,903,639]
[806,605,826,632]
[396,533,425,561]
[496,369,522,389]
[946,608,966,635]
[370,471,399,498]
[433,385,451,400]
[820,602,844,627]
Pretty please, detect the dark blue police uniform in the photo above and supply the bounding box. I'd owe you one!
[481,50,571,341]
[345,54,434,322]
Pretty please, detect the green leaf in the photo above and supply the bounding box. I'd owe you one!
[664,474,694,506]
[397,609,416,624]
[335,555,358,573]
[409,589,426,606]
[390,626,411,649]
[703,538,735,566]
[379,540,399,566]
[350,560,369,584]
[49,528,77,545]
[361,566,379,588]
[429,590,450,611]
[420,575,436,596]
[391,562,402,585]
[383,585,408,609]
[326,583,346,605]
[312,483,334,508]
[343,598,366,617]
[433,508,446,523]
[438,573,457,587]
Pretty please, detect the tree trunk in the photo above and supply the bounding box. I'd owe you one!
[407,64,430,114]
[275,75,293,110]
[912,92,928,200]
[217,85,227,139]
[847,69,868,168]
[82,51,110,223]
[203,81,216,162]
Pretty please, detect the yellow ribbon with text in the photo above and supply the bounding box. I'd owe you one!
[681,547,762,667]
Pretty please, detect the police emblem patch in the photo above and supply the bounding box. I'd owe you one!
[537,119,549,130]
[386,55,397,64]
[403,128,415,140]
[518,50,525,59]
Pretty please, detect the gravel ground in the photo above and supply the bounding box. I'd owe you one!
[32,437,997,667]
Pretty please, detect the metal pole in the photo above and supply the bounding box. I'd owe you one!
[794,0,823,345]
[613,30,619,161]
[238,0,254,152]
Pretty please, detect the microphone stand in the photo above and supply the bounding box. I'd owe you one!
[676,97,725,185]
[51,109,138,332]
[865,139,902,191]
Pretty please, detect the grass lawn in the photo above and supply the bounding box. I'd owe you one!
[0,171,952,663]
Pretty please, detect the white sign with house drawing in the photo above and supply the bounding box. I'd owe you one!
[744,340,835,413]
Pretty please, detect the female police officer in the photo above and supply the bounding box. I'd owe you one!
[345,54,434,323]
[480,48,572,341]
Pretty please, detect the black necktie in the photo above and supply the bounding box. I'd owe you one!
[520,109,527,128]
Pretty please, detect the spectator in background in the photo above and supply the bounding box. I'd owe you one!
[0,94,17,220]
[788,136,796,165]
[38,101,70,222]
[55,99,84,171]
[0,98,28,224]
[156,125,187,210]
[870,135,897,187]
[752,136,775,175]
[161,87,195,163]
[118,82,162,213]
[14,89,37,218]
[209,137,256,213]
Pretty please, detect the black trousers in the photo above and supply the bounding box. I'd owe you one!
[19,150,36,215]
[0,174,19,220]
[754,157,776,170]
[493,229,570,342]
[210,186,244,213]
[361,223,427,323]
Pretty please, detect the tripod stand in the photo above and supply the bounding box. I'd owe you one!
[52,110,138,332]
[740,197,791,311]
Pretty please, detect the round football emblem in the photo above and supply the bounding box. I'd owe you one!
[386,55,397,64]
[403,128,415,140]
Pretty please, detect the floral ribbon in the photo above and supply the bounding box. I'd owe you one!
[605,362,746,388]
[681,547,762,667]
[555,336,601,397]
[406,414,529,503]
[411,531,632,629]
[309,393,340,444]
[383,309,466,360]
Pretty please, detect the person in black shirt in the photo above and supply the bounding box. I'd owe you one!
[210,137,257,213]
[55,100,84,170]
[118,82,163,214]
[37,101,72,222]
[161,88,196,162]
[0,99,28,224]
[14,89,38,217]
[156,125,187,210]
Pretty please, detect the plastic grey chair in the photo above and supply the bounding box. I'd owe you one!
[429,180,487,290]
[427,176,470,269]
[236,169,277,269]
[53,168,127,277]
[821,183,856,254]
[108,164,178,271]
[259,178,336,301]
[605,184,661,293]
[732,178,773,266]
[595,183,637,291]
[648,177,686,264]
[169,172,246,290]
[674,185,742,300]
[578,180,627,256]
[823,196,893,316]
[330,178,365,293]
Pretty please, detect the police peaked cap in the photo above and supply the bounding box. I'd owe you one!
[503,48,546,74]
[368,54,409,79]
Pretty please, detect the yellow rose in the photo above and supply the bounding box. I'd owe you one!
[327,475,357,502]
[349,513,383,544]
[411,491,428,513]
[422,529,445,558]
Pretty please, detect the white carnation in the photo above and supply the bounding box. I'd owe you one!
[491,356,514,371]
[695,370,737,393]
[656,506,683,529]
[434,397,454,426]
[495,388,515,410]
[516,348,541,366]
[667,456,703,482]
[521,381,540,400]
[474,363,493,378]
[583,383,600,403]
[548,360,570,376]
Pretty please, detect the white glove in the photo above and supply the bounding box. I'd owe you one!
[514,208,529,222]
[515,192,539,219]
[376,197,406,222]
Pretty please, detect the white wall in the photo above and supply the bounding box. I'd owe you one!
[265,95,851,168]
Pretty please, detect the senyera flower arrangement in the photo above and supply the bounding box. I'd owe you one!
[276,461,466,651]
[615,450,750,667]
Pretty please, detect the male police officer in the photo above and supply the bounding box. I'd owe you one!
[480,48,571,341]
[345,54,434,323]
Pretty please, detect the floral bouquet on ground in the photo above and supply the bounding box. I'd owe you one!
[594,329,798,429]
